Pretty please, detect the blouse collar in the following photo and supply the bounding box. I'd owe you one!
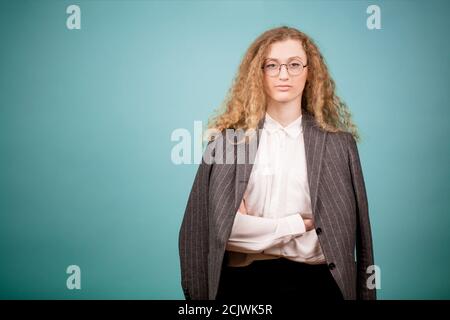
[263,111,303,138]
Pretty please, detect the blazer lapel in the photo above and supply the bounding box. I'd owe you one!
[302,112,327,218]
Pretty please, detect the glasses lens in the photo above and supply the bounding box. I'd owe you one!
[264,63,279,76]
[288,62,303,75]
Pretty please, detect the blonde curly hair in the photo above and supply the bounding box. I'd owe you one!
[204,25,360,144]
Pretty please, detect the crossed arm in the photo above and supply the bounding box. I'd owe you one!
[226,199,316,254]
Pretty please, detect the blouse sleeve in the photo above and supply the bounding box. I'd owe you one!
[225,211,307,254]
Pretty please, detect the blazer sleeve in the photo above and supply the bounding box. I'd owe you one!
[178,139,215,300]
[347,133,377,300]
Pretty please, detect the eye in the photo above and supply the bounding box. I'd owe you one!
[266,63,277,69]
[290,62,301,68]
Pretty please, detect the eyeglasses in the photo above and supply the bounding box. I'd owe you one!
[261,60,308,77]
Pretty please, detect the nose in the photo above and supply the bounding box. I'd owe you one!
[278,64,289,79]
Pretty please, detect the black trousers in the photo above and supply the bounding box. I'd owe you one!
[216,257,344,301]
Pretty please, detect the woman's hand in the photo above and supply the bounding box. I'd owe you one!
[302,216,315,232]
[238,199,248,214]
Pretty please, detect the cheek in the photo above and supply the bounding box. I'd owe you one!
[293,74,307,91]
[263,77,274,93]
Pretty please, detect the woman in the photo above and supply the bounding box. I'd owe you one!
[178,26,376,300]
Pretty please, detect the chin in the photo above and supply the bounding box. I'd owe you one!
[271,93,296,103]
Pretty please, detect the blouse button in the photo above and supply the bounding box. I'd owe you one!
[280,131,286,149]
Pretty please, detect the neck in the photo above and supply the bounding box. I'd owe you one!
[265,96,303,127]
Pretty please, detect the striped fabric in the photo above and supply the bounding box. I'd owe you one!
[178,111,376,300]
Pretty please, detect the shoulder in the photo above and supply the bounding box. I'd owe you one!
[306,112,356,148]
[202,129,228,166]
[325,130,355,148]
[323,131,361,163]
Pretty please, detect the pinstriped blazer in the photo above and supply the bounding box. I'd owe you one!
[178,110,376,300]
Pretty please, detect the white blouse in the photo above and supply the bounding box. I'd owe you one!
[225,112,326,266]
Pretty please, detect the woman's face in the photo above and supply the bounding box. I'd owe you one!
[262,39,308,104]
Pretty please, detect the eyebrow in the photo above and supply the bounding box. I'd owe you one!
[265,56,305,62]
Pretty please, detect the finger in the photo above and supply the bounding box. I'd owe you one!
[239,200,247,214]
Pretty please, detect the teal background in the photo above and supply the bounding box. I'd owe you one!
[0,0,449,299]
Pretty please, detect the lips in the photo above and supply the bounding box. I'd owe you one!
[275,85,292,91]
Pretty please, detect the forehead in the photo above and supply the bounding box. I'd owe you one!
[265,39,306,61]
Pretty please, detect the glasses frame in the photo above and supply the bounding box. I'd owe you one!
[261,60,308,77]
